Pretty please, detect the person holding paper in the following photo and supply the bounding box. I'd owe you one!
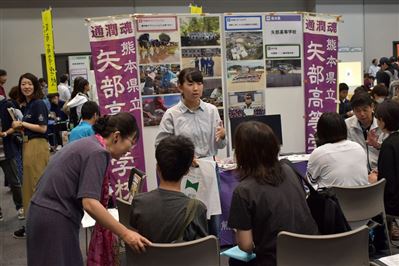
[12,73,50,238]
[0,94,24,220]
[228,121,317,266]
[26,112,150,265]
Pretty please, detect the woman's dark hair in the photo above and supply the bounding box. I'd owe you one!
[156,135,194,182]
[350,91,373,109]
[371,84,388,97]
[71,78,89,99]
[92,112,139,140]
[73,76,84,90]
[316,112,347,146]
[375,99,399,132]
[178,67,203,85]
[18,73,44,101]
[8,86,22,103]
[234,121,282,186]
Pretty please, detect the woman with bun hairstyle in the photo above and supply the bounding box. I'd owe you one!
[26,112,151,266]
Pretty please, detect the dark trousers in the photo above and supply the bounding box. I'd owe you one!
[0,158,23,210]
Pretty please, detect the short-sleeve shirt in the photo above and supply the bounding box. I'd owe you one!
[130,188,208,243]
[31,136,110,227]
[68,121,95,142]
[23,99,48,139]
[306,140,369,189]
[228,164,318,266]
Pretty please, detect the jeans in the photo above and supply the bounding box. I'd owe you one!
[0,158,23,210]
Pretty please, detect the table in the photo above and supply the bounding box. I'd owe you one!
[218,159,308,246]
[81,208,119,253]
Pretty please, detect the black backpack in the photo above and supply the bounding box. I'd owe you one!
[281,159,351,234]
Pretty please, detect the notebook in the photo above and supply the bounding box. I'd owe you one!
[220,245,256,262]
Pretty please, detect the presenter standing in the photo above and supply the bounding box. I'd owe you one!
[155,67,226,236]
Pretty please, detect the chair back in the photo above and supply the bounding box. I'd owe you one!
[126,235,220,266]
[332,179,386,222]
[116,198,131,228]
[277,225,369,266]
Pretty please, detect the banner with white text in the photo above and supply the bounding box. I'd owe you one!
[88,16,146,201]
[303,15,338,153]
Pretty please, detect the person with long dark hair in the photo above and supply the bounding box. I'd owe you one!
[26,112,150,265]
[67,77,90,128]
[228,121,317,266]
[12,73,50,238]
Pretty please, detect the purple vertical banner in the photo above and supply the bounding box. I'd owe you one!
[303,15,338,154]
[88,17,146,201]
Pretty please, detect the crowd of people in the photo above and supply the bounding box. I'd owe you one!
[0,59,399,266]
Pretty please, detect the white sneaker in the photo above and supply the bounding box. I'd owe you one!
[56,145,62,151]
[17,208,25,220]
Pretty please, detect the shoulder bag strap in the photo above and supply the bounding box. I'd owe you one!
[280,158,317,194]
[175,198,199,242]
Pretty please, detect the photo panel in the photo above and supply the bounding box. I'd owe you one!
[181,48,222,77]
[228,90,265,118]
[226,61,265,92]
[265,59,302,87]
[202,78,223,108]
[180,16,221,47]
[225,31,263,61]
[139,64,181,95]
[142,94,181,126]
[137,31,181,64]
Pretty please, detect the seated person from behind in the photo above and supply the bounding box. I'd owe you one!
[68,101,99,143]
[130,135,208,243]
[228,121,318,266]
[307,112,369,188]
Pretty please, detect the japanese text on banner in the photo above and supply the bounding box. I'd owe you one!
[303,15,338,153]
[88,17,146,201]
[41,8,57,94]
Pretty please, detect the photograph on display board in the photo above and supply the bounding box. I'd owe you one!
[226,61,265,92]
[180,16,220,47]
[139,64,180,95]
[228,90,265,118]
[202,78,223,108]
[137,31,180,64]
[142,94,181,126]
[181,48,221,77]
[266,59,302,87]
[225,32,263,61]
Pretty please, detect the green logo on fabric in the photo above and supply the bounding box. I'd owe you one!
[185,180,199,191]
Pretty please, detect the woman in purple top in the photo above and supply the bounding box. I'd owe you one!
[27,112,150,266]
